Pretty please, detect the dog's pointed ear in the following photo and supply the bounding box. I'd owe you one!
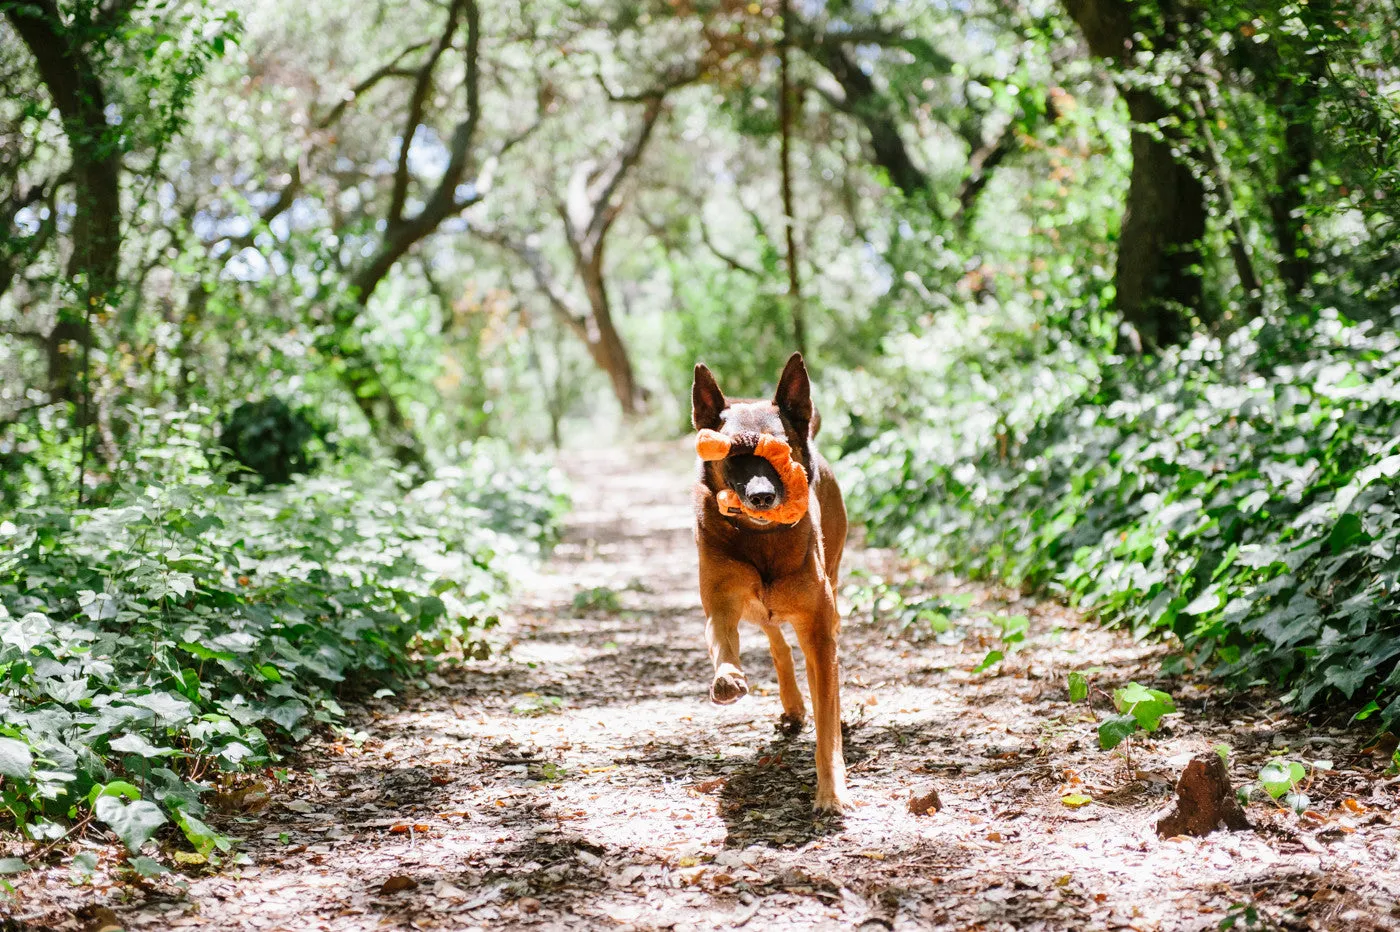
[692,363,727,431]
[774,352,812,425]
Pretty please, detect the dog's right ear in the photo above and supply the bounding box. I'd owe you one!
[691,363,727,431]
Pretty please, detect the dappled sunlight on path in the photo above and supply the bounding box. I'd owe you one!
[22,442,1400,931]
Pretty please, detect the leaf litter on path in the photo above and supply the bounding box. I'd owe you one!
[5,441,1400,930]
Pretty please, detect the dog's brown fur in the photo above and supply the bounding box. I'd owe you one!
[691,353,850,812]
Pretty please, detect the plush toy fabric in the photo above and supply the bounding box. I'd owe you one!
[695,428,810,524]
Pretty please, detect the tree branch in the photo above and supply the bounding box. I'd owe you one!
[953,122,1018,224]
[697,214,761,277]
[475,228,591,343]
[352,0,481,302]
[581,96,665,251]
[387,1,465,228]
[800,38,929,197]
[315,41,430,129]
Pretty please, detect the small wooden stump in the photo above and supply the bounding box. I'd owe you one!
[908,785,943,816]
[1156,753,1251,838]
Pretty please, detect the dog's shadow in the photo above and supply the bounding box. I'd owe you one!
[716,727,866,849]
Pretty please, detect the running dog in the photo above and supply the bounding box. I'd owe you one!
[690,353,849,813]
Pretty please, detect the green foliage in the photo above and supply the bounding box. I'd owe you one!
[218,398,326,485]
[1066,674,1176,750]
[1257,759,1306,801]
[0,412,564,856]
[572,587,622,614]
[1218,903,1267,931]
[846,306,1400,728]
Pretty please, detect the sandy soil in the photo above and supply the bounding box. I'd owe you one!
[4,442,1400,932]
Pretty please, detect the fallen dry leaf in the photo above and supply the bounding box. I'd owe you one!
[379,875,418,894]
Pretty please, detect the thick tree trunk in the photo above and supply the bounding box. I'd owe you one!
[1270,98,1315,297]
[1115,90,1206,349]
[1062,0,1208,352]
[6,0,123,400]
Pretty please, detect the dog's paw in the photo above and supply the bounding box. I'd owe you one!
[709,669,749,705]
[813,786,852,815]
[776,712,805,736]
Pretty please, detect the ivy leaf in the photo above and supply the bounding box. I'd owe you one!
[128,856,170,878]
[1258,760,1306,799]
[109,732,175,758]
[268,700,308,732]
[0,737,33,780]
[175,809,231,857]
[1067,672,1088,702]
[0,858,31,874]
[1181,590,1222,616]
[1112,682,1176,731]
[132,691,194,725]
[973,650,1004,673]
[1329,513,1368,555]
[91,780,143,803]
[95,796,167,852]
[1098,714,1138,750]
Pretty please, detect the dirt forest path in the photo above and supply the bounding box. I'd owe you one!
[32,443,1400,931]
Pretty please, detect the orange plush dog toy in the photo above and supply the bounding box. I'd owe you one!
[695,429,810,524]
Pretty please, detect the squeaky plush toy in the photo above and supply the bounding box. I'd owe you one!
[695,428,810,524]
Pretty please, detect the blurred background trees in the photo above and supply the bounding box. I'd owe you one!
[5,0,1394,470]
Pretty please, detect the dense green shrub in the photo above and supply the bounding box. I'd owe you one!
[841,305,1400,727]
[0,412,565,858]
[219,397,326,484]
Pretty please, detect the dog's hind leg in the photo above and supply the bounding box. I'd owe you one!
[762,624,806,735]
[797,593,849,814]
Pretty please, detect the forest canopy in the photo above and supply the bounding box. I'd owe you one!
[3,0,1400,879]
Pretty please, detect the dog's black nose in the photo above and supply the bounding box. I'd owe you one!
[744,476,777,510]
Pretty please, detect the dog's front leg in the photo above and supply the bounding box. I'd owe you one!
[797,594,849,813]
[704,596,748,704]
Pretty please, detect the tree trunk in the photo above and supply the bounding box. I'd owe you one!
[778,0,807,356]
[339,353,424,469]
[1269,94,1316,297]
[579,253,641,416]
[1114,89,1207,349]
[320,301,425,468]
[6,0,123,400]
[322,0,481,469]
[1062,0,1208,352]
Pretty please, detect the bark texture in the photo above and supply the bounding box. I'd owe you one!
[1062,0,1207,351]
[6,0,124,400]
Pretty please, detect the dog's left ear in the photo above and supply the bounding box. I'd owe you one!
[692,363,727,431]
[774,352,813,425]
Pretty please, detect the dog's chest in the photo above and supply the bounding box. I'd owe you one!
[730,526,814,584]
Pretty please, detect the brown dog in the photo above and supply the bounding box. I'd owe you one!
[691,353,850,813]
